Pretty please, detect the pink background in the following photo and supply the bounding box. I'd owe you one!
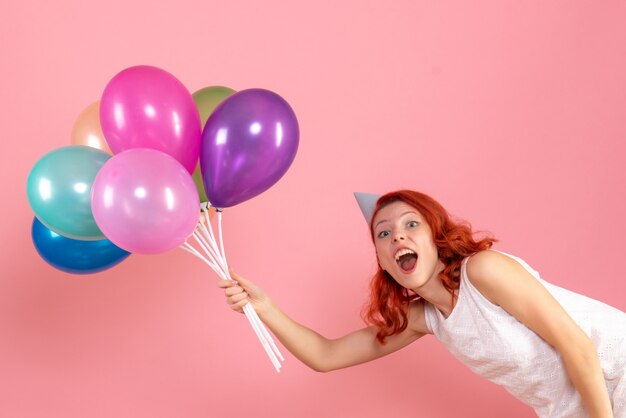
[2,1,625,417]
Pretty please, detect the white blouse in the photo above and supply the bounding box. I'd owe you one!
[424,252,626,417]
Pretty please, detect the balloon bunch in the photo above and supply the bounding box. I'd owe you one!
[27,65,299,372]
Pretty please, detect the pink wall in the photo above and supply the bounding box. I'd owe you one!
[2,1,625,416]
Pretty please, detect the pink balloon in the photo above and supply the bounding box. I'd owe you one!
[100,66,201,173]
[91,149,200,254]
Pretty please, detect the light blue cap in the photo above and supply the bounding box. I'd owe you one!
[353,192,381,225]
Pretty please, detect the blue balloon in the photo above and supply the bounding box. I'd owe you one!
[31,217,130,274]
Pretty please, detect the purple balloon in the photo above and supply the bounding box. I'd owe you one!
[100,66,201,173]
[200,89,299,208]
[91,149,200,254]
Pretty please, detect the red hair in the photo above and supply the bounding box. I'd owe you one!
[362,190,496,343]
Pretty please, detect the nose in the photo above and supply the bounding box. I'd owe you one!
[393,232,405,242]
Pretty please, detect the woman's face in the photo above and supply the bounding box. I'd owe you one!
[372,201,443,290]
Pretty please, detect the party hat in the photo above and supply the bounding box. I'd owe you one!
[353,192,380,225]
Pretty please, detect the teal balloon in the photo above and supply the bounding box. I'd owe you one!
[31,217,130,274]
[27,145,110,240]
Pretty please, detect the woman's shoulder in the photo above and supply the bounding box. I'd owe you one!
[464,249,521,306]
[465,249,515,279]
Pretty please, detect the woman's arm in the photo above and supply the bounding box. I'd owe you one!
[466,250,613,418]
[219,269,426,372]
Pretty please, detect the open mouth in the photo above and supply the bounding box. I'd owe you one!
[395,248,418,273]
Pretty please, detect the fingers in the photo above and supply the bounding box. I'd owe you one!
[230,299,248,313]
[217,279,234,289]
[218,277,249,313]
[228,291,248,305]
[227,291,249,313]
[219,268,261,314]
[228,267,249,286]
[224,285,244,297]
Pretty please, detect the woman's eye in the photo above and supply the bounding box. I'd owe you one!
[407,221,418,228]
[377,230,390,239]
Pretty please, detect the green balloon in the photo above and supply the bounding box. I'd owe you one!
[192,86,236,127]
[27,145,110,240]
[192,86,236,202]
[191,163,208,203]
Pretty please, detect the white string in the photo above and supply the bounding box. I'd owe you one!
[192,231,227,278]
[243,303,281,372]
[198,220,221,262]
[180,243,212,267]
[182,204,284,372]
[203,209,223,260]
[214,209,284,363]
[196,205,223,265]
[181,242,225,279]
[194,211,228,278]
[250,306,285,362]
[217,211,229,270]
[197,206,229,275]
[194,222,220,258]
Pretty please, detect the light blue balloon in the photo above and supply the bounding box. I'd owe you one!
[27,145,110,240]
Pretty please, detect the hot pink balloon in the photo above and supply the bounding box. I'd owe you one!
[100,65,201,173]
[91,149,200,254]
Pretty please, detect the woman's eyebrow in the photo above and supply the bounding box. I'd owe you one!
[374,219,389,228]
[374,211,417,228]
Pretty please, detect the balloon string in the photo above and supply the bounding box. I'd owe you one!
[181,204,284,372]
[245,300,285,362]
[242,302,281,371]
[203,208,223,262]
[211,208,283,370]
[195,205,227,272]
[192,230,226,277]
[196,221,224,269]
[180,243,208,264]
[213,209,283,363]
[180,242,220,273]
[217,211,229,274]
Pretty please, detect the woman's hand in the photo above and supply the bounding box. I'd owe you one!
[218,268,272,315]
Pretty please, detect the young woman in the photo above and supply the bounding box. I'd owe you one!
[219,190,626,418]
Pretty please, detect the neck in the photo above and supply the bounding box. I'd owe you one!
[412,260,455,318]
